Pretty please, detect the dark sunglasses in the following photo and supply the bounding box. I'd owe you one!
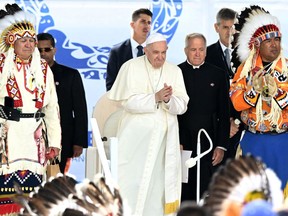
[38,47,54,53]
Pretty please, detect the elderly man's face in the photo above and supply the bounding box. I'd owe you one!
[185,37,206,66]
[259,37,281,62]
[144,41,167,68]
[14,36,36,60]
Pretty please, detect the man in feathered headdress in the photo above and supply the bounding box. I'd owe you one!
[230,5,288,193]
[0,3,61,214]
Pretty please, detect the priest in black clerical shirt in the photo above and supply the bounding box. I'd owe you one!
[177,33,230,202]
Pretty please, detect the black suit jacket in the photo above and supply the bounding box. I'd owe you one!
[206,41,243,153]
[106,39,133,91]
[51,62,88,159]
[206,41,234,80]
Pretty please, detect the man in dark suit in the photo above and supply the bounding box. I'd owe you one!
[37,33,88,174]
[178,33,230,201]
[205,8,242,161]
[106,8,153,91]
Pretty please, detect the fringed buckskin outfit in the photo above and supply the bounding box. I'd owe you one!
[0,4,61,215]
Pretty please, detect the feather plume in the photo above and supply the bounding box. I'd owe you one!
[203,155,284,216]
[12,174,125,216]
[5,3,22,15]
[0,3,36,52]
[231,5,280,71]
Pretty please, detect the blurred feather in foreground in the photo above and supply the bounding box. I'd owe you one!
[12,174,125,216]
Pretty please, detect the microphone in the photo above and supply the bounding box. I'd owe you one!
[185,128,214,204]
[185,153,206,168]
[185,128,213,168]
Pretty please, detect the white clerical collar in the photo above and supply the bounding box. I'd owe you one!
[186,60,204,69]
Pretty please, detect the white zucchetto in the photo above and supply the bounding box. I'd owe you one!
[146,33,166,45]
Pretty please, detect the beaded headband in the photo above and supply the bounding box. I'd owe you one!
[0,4,36,52]
[232,5,281,67]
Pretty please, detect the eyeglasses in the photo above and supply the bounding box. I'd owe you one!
[38,47,54,53]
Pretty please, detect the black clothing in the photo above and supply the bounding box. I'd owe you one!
[177,61,230,201]
[206,41,234,79]
[51,62,88,173]
[106,39,133,91]
[206,41,243,160]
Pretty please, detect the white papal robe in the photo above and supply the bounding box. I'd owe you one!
[108,55,189,216]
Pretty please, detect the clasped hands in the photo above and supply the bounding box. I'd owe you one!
[252,69,277,97]
[155,83,172,103]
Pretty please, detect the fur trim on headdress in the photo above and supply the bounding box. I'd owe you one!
[231,5,281,71]
[0,4,36,52]
[0,4,43,96]
[232,6,287,130]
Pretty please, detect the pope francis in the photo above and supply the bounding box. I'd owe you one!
[108,33,189,216]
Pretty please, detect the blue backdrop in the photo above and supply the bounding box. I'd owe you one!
[2,0,287,180]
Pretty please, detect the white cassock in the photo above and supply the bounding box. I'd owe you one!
[108,55,189,216]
